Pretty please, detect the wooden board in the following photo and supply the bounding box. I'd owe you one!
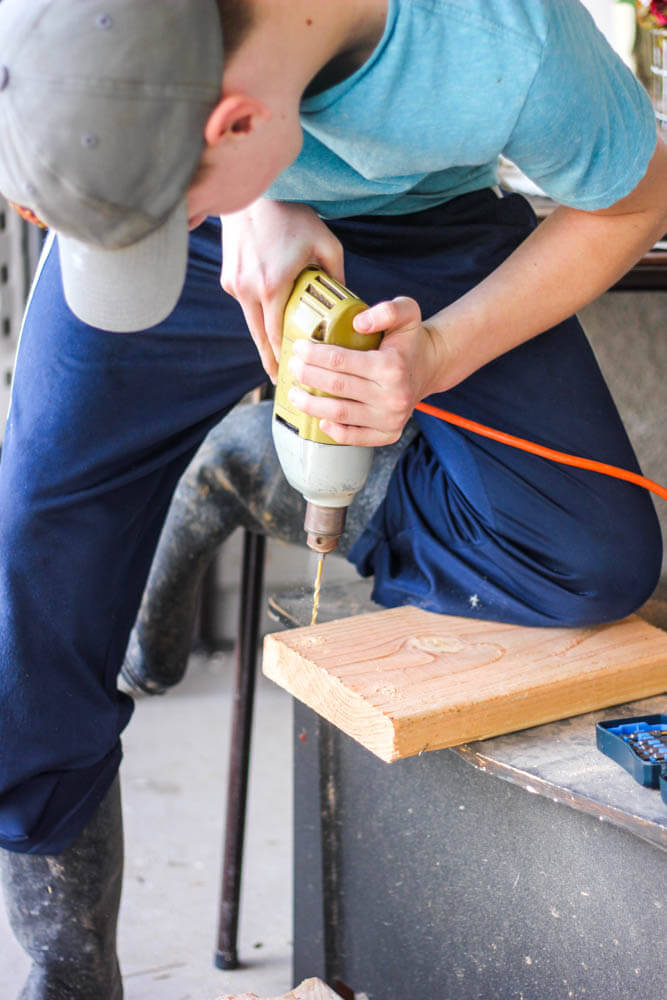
[263,608,667,762]
[217,977,341,1000]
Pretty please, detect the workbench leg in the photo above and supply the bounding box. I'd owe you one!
[214,529,266,970]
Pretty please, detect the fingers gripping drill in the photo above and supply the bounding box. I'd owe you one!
[272,268,382,620]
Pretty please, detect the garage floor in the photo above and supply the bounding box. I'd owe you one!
[2,646,295,1000]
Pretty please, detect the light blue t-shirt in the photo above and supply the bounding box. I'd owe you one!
[267,0,657,217]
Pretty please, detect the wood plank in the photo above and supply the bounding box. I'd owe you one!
[217,977,341,1000]
[262,608,667,762]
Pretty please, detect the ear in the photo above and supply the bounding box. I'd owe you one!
[204,93,271,146]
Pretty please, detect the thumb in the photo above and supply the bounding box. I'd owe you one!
[353,296,421,335]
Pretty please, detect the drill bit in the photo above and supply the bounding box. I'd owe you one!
[311,553,325,626]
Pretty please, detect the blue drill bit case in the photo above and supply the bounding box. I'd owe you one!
[596,714,667,789]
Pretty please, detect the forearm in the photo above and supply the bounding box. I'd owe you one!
[243,140,667,448]
[425,140,667,393]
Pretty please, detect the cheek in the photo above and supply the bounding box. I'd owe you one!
[279,125,303,174]
[186,164,218,217]
[252,121,301,192]
[225,154,288,209]
[187,128,301,216]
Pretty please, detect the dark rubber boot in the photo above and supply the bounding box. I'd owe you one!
[121,399,418,695]
[0,777,123,1000]
[121,400,290,694]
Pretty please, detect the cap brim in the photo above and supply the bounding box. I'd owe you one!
[57,199,189,333]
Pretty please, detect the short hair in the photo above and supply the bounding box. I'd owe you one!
[216,0,255,58]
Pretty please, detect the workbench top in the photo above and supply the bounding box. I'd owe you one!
[268,580,666,849]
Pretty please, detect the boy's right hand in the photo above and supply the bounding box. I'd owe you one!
[220,200,345,381]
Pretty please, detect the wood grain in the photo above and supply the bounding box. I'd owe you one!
[217,977,342,1000]
[263,608,667,762]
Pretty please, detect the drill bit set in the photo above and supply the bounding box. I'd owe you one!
[596,714,667,803]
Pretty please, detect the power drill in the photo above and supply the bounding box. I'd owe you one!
[272,267,383,555]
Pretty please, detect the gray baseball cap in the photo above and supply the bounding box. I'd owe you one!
[0,0,223,331]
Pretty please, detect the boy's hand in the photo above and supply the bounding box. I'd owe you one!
[287,296,444,447]
[220,200,345,381]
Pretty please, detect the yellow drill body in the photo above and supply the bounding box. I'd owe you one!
[272,268,382,554]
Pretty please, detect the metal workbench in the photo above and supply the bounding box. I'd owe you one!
[270,582,666,1000]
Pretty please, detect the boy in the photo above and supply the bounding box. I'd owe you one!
[0,1,664,996]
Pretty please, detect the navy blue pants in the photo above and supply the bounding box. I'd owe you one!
[0,191,661,854]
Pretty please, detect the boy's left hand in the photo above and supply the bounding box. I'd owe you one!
[287,296,443,447]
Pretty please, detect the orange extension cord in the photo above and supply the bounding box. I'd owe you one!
[414,400,667,503]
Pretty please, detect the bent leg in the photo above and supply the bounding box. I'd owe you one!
[334,194,662,625]
[351,328,662,625]
[123,399,419,692]
[0,221,264,855]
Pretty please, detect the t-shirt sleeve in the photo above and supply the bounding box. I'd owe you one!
[503,0,657,211]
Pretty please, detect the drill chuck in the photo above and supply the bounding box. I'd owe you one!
[304,502,348,554]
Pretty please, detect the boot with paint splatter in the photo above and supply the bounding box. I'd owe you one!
[0,777,123,1000]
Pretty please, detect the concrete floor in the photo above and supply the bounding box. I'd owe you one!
[1,524,357,1000]
[1,643,296,1000]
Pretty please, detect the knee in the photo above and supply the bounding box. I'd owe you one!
[191,400,306,545]
[161,401,275,548]
[179,400,274,504]
[555,493,662,625]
